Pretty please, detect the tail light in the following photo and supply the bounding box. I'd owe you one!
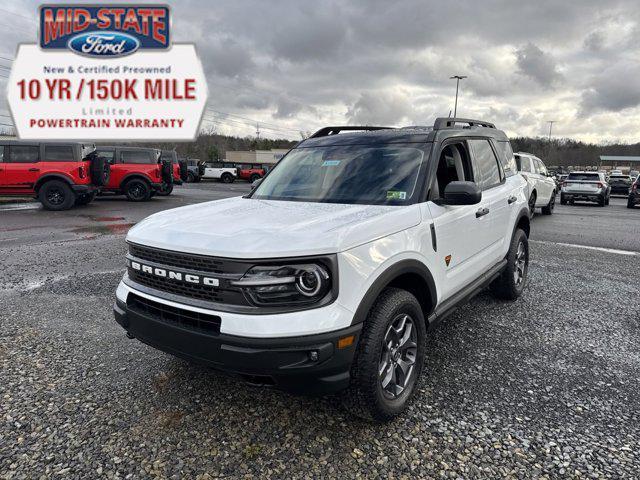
[596,182,604,188]
[78,165,86,179]
[562,181,567,187]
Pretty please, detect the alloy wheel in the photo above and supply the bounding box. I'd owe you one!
[47,188,65,206]
[379,314,418,399]
[513,241,527,287]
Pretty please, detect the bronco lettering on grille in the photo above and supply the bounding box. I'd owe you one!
[129,259,220,287]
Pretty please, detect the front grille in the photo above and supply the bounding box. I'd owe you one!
[128,268,248,305]
[128,243,248,275]
[127,293,221,334]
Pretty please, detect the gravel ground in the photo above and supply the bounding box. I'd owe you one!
[1,229,639,479]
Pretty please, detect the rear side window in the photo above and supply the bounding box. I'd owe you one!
[160,152,177,163]
[568,173,599,181]
[96,149,115,164]
[534,159,548,176]
[515,155,531,173]
[120,150,153,164]
[44,145,74,162]
[495,141,516,177]
[469,139,502,190]
[8,145,39,163]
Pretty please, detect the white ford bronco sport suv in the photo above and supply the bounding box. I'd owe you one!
[114,118,531,421]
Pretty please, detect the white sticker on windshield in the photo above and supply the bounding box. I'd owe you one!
[322,160,341,167]
[387,191,407,200]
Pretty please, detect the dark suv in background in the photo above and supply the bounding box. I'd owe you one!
[628,175,640,209]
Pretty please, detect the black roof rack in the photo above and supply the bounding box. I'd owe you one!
[309,126,394,138]
[433,117,496,130]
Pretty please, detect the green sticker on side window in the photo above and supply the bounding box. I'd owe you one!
[386,190,407,200]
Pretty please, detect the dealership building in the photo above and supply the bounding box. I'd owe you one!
[226,149,289,166]
[598,155,640,171]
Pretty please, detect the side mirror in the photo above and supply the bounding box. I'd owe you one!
[251,178,262,189]
[441,181,482,205]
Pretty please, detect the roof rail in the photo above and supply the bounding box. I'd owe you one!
[309,126,394,138]
[433,117,496,130]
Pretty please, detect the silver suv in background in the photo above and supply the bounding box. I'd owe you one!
[561,172,610,206]
[515,152,557,215]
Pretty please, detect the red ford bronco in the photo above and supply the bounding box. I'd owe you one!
[0,141,109,210]
[95,146,170,201]
[235,164,266,183]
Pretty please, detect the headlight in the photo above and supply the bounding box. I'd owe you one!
[231,263,331,306]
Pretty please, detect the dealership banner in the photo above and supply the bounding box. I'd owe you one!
[7,4,208,140]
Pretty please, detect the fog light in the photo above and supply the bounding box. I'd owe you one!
[309,350,319,362]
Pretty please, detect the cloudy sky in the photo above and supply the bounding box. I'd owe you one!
[2,0,640,142]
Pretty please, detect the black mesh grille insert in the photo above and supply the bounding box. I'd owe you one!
[128,243,248,275]
[127,293,221,334]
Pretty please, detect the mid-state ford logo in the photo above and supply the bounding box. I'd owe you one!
[68,31,140,58]
[39,4,170,56]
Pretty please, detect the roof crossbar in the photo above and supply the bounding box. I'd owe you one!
[309,126,394,138]
[433,117,496,130]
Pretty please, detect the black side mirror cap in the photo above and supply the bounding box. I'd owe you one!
[441,181,482,205]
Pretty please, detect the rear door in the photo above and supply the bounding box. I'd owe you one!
[3,144,40,193]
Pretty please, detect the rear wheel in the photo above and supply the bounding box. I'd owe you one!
[221,173,234,183]
[528,192,536,218]
[124,179,152,202]
[342,288,425,422]
[598,195,606,207]
[490,229,529,300]
[249,173,261,183]
[560,194,567,205]
[186,172,196,183]
[541,191,555,215]
[628,198,635,209]
[38,180,76,211]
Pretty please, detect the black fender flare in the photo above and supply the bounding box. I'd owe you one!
[351,259,437,325]
[119,174,152,190]
[512,207,530,238]
[34,174,74,192]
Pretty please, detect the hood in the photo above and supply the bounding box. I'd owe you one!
[126,196,421,258]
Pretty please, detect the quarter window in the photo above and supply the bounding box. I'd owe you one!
[495,141,517,177]
[469,139,502,190]
[8,145,39,163]
[120,150,153,164]
[44,145,74,162]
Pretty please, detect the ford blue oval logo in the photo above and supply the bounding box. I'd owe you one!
[67,31,140,58]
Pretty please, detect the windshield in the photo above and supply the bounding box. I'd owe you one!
[251,144,427,205]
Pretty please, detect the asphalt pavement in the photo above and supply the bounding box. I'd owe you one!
[1,183,639,478]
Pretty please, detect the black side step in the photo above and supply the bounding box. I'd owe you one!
[427,259,507,327]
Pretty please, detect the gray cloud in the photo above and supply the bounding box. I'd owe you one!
[515,43,562,87]
[580,63,640,113]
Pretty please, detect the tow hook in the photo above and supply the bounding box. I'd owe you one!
[126,331,135,339]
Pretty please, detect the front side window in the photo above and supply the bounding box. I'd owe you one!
[120,150,153,164]
[44,145,74,162]
[252,144,427,205]
[469,139,502,190]
[8,145,39,163]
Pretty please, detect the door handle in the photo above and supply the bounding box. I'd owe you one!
[507,195,517,204]
[28,168,40,172]
[476,207,490,218]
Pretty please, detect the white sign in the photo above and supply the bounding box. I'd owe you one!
[7,44,208,140]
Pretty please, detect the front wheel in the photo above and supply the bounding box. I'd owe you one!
[156,182,173,196]
[342,288,425,422]
[38,180,76,211]
[541,192,555,215]
[490,229,529,300]
[74,191,97,206]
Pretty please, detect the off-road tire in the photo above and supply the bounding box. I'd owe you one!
[179,160,188,182]
[221,173,234,184]
[560,194,567,205]
[90,155,110,186]
[490,228,529,300]
[628,198,635,209]
[38,180,76,211]
[157,183,173,196]
[342,288,426,422]
[541,192,555,215]
[161,161,174,186]
[249,173,261,183]
[186,172,196,183]
[74,191,97,206]
[124,179,152,202]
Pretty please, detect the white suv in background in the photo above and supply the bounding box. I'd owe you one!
[114,118,531,421]
[515,152,557,215]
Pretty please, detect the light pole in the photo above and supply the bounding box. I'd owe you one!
[450,75,467,117]
[547,120,556,167]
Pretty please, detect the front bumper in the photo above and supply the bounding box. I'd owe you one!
[113,283,360,395]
